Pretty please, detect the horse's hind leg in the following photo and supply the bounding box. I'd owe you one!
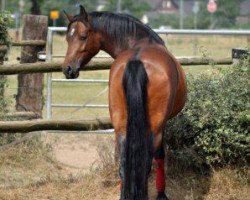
[154,134,169,200]
[117,134,126,200]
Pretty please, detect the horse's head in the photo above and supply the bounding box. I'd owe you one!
[62,6,101,79]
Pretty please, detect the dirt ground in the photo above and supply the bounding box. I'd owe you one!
[42,130,115,173]
[0,131,249,200]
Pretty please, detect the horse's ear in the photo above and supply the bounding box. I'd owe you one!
[63,10,74,22]
[79,5,88,22]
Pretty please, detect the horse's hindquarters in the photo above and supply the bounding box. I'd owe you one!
[109,45,187,134]
[169,62,187,119]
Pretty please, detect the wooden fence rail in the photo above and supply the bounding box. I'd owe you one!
[11,40,46,46]
[0,57,232,75]
[0,40,46,48]
[0,112,40,120]
[0,118,112,133]
[0,46,8,53]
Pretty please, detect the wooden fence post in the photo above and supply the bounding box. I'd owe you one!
[16,15,48,117]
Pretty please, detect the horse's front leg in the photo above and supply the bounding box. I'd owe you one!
[154,134,169,200]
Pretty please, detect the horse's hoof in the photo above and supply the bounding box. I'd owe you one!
[156,192,169,200]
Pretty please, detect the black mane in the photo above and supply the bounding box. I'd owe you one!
[90,12,165,46]
[69,11,165,47]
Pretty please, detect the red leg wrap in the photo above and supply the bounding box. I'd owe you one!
[155,159,165,193]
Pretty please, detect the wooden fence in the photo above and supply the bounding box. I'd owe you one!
[0,112,39,120]
[0,14,48,119]
[0,57,232,75]
[0,118,112,133]
[0,55,233,133]
[0,14,236,133]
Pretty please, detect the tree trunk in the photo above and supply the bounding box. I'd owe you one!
[16,15,48,117]
[30,0,41,15]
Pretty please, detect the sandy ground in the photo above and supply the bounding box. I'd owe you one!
[43,131,121,199]
[0,131,249,200]
[42,130,115,174]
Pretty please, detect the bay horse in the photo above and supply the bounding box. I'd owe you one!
[62,6,187,200]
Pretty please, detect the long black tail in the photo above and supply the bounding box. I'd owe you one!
[122,59,149,199]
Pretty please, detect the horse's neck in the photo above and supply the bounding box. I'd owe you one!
[100,35,153,59]
[100,41,123,59]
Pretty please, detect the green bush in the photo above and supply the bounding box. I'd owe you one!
[149,14,198,29]
[149,14,179,29]
[0,11,12,45]
[0,11,11,120]
[0,78,9,114]
[165,56,249,169]
[0,11,13,144]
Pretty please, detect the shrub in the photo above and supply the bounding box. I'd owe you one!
[165,56,249,169]
[0,11,12,114]
[149,14,179,29]
[0,78,9,115]
[0,11,13,143]
[0,11,12,45]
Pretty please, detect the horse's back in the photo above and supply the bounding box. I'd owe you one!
[109,44,186,134]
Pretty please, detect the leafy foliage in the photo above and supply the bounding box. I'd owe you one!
[0,11,12,45]
[105,0,150,18]
[5,0,97,14]
[165,56,250,169]
[4,0,247,29]
[149,14,179,29]
[41,0,98,26]
[214,0,244,28]
[0,11,11,126]
[5,0,98,27]
[150,0,246,29]
[40,0,98,15]
[0,78,9,115]
[0,11,12,119]
[0,78,14,144]
[196,0,244,29]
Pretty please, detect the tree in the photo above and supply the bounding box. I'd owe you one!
[30,0,41,15]
[105,0,150,18]
[197,0,244,29]
[5,0,97,16]
[214,0,244,28]
[41,0,98,15]
[40,0,98,26]
[149,14,179,29]
[5,0,30,14]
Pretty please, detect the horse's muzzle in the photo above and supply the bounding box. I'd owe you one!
[63,66,79,79]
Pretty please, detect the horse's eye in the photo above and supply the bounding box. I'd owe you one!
[80,35,87,41]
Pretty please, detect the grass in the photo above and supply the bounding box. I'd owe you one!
[0,136,248,200]
[1,169,247,200]
[4,33,249,119]
[0,134,63,189]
